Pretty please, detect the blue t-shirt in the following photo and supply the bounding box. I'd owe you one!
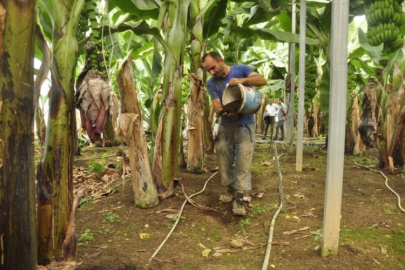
[207,65,255,126]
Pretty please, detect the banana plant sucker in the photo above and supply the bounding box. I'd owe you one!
[186,0,206,173]
[159,0,191,187]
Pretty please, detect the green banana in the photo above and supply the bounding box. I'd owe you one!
[392,36,403,47]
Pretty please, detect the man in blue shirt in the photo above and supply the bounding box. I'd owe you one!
[202,52,267,216]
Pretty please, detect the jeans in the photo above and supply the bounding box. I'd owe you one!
[263,116,275,139]
[274,119,285,139]
[215,124,255,191]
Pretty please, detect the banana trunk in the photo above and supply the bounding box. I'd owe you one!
[0,0,37,268]
[37,0,85,263]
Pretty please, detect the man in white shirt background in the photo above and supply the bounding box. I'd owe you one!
[262,98,279,141]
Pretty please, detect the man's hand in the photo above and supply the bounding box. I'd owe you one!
[221,111,236,118]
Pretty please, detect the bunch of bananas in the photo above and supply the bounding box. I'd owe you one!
[304,60,317,110]
[76,14,89,41]
[83,1,109,76]
[223,35,238,65]
[347,71,358,93]
[365,0,405,52]
[85,1,100,42]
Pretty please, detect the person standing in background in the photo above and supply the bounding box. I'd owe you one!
[262,98,279,141]
[273,97,287,141]
[202,51,267,216]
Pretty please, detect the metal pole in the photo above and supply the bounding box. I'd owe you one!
[287,3,296,143]
[296,0,306,172]
[321,0,349,257]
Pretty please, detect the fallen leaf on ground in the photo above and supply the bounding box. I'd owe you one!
[293,193,305,198]
[139,233,150,239]
[165,213,178,220]
[240,237,256,246]
[294,234,311,240]
[155,208,179,214]
[212,252,222,257]
[210,166,219,172]
[283,226,310,236]
[230,239,243,248]
[202,248,211,257]
[301,209,317,218]
[243,196,252,203]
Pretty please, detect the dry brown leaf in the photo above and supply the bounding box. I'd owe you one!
[293,193,305,198]
[294,234,311,240]
[155,208,179,214]
[243,196,252,203]
[283,226,310,236]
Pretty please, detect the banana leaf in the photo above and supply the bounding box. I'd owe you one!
[358,28,383,64]
[258,0,291,11]
[108,0,159,20]
[231,27,319,45]
[351,59,375,77]
[319,68,330,130]
[203,0,227,40]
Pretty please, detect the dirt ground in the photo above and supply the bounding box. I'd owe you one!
[73,136,405,270]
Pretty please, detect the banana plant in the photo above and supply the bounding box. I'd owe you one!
[116,57,159,208]
[187,0,206,173]
[152,0,191,189]
[0,1,38,268]
[106,0,191,191]
[357,12,405,170]
[186,0,227,173]
[36,0,86,263]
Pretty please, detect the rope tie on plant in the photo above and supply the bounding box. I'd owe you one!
[352,160,405,214]
[145,171,218,269]
[262,145,285,269]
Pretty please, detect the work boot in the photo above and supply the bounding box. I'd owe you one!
[232,193,246,216]
[219,186,236,203]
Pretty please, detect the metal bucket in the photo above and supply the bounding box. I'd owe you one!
[222,83,262,114]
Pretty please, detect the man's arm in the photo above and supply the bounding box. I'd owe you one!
[212,99,223,114]
[282,105,287,117]
[228,72,267,87]
[212,98,236,118]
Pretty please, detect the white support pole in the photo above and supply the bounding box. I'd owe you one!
[296,0,306,172]
[321,0,349,257]
[287,3,296,142]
